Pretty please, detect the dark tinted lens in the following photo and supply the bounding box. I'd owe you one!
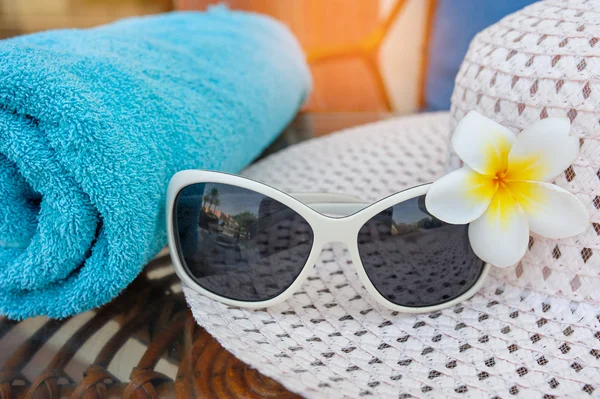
[357,195,484,308]
[174,183,314,302]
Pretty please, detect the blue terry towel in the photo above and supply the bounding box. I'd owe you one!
[0,8,311,319]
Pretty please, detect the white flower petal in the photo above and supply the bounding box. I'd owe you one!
[468,186,529,267]
[426,167,496,224]
[507,117,578,181]
[452,111,516,176]
[507,180,589,239]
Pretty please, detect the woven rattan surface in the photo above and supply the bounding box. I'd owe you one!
[0,253,300,399]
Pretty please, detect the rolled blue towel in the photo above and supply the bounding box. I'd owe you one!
[0,8,311,319]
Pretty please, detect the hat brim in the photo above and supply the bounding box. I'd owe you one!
[184,113,600,398]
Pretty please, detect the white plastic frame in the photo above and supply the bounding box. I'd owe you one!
[167,170,490,314]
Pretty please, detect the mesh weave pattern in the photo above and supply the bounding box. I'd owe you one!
[448,0,600,305]
[185,113,600,398]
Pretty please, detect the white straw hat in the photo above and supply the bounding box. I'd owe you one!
[183,1,600,397]
[448,0,600,305]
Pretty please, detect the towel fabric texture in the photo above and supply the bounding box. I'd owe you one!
[0,8,311,319]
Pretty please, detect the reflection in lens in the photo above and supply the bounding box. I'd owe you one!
[174,183,314,301]
[357,195,484,308]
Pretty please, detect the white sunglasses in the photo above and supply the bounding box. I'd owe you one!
[167,170,490,314]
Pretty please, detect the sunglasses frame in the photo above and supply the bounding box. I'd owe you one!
[167,170,490,314]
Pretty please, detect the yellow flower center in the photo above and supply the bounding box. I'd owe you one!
[474,162,547,230]
[464,134,553,230]
[494,169,508,181]
[467,140,551,229]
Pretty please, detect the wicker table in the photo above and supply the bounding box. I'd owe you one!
[0,112,392,398]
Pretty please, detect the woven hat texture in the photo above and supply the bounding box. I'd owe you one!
[448,0,600,306]
[185,114,600,398]
[184,2,600,397]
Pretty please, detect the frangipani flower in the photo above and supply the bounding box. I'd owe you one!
[426,111,589,267]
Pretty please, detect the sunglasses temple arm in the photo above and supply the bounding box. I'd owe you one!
[289,192,369,216]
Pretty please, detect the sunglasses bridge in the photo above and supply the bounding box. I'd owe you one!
[289,192,374,244]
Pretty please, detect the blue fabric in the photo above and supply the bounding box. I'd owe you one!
[425,0,535,111]
[0,8,311,319]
